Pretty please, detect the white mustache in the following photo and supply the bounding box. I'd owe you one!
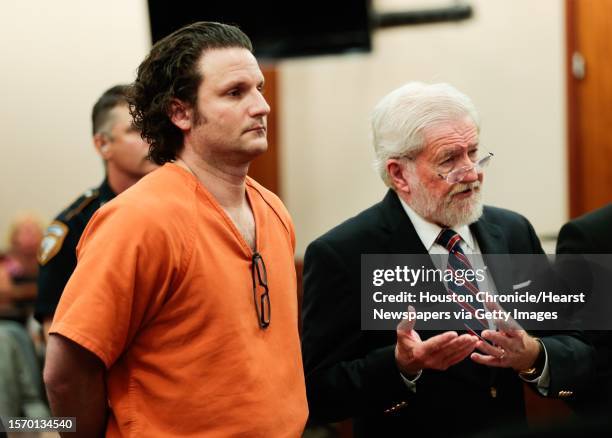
[448,181,481,196]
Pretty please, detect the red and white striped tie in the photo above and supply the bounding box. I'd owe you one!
[436,228,487,329]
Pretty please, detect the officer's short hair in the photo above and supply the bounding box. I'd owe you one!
[92,85,130,136]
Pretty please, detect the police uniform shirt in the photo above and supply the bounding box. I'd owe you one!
[34,179,116,323]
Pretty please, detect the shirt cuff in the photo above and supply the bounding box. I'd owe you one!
[519,343,550,396]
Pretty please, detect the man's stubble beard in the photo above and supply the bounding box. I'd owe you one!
[191,109,268,167]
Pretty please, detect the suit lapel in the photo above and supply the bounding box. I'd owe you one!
[378,189,429,254]
[377,190,446,312]
[471,216,514,297]
[470,216,519,388]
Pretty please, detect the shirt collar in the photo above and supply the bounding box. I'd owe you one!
[398,196,476,252]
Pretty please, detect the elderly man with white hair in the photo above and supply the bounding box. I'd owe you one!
[301,82,595,436]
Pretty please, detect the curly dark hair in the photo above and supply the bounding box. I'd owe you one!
[129,21,253,165]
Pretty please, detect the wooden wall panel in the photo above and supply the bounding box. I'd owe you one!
[567,0,612,217]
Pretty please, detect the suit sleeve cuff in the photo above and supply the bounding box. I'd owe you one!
[519,343,550,396]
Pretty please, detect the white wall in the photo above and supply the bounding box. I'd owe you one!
[280,0,567,256]
[0,0,567,256]
[0,0,150,246]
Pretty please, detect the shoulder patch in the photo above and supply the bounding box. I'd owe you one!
[38,221,69,266]
[64,189,100,221]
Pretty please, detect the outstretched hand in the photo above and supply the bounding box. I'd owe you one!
[471,329,541,371]
[395,306,479,376]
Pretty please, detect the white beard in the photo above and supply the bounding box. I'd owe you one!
[408,176,484,228]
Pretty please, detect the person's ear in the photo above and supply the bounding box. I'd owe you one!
[93,133,111,159]
[386,159,411,194]
[168,98,192,130]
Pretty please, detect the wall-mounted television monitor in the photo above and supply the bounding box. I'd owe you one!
[147,1,372,60]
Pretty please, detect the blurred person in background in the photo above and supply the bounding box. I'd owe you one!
[34,84,158,340]
[0,326,49,418]
[555,203,612,416]
[0,213,49,419]
[0,213,43,324]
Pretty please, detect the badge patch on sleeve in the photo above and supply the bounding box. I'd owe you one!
[38,221,69,266]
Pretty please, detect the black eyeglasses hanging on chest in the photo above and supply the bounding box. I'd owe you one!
[251,252,271,329]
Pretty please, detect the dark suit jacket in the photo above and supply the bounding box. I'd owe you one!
[557,203,612,254]
[302,190,595,437]
[556,203,612,415]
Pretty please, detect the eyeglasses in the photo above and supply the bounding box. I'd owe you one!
[438,152,494,184]
[251,252,271,329]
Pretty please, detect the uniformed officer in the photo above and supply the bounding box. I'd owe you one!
[34,85,158,338]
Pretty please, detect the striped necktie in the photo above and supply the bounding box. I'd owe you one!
[435,228,487,329]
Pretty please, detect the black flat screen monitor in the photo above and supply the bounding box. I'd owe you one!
[147,1,372,59]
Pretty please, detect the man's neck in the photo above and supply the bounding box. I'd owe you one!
[106,169,139,195]
[176,151,249,210]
